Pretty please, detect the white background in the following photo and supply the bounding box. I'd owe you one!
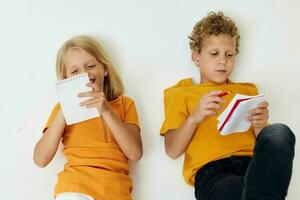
[0,0,299,199]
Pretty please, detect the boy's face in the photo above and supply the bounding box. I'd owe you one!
[193,34,236,84]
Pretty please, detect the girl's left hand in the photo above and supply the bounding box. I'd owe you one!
[246,101,269,137]
[78,82,110,115]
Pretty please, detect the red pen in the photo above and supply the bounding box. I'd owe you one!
[218,91,229,97]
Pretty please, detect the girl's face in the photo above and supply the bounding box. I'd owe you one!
[65,49,107,91]
[193,34,236,85]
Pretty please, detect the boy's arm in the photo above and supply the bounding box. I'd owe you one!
[33,110,66,168]
[164,91,224,159]
[165,116,199,159]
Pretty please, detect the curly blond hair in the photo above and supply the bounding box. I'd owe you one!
[189,11,240,55]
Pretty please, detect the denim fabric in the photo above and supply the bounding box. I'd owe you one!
[195,124,295,200]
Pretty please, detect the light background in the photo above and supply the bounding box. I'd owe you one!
[0,0,299,199]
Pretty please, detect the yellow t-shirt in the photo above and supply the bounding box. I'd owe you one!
[160,78,258,186]
[44,96,139,200]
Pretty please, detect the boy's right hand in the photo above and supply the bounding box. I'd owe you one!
[189,91,225,124]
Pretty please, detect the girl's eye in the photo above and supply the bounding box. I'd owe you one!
[88,65,96,69]
[71,70,78,74]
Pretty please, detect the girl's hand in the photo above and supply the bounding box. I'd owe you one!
[246,101,269,137]
[78,82,110,115]
[189,91,225,124]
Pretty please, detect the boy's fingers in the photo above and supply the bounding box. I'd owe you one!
[258,101,269,108]
[248,106,268,115]
[205,90,221,97]
[251,120,267,126]
[207,102,221,110]
[206,96,225,104]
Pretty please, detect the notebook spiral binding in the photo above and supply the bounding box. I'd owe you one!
[56,73,88,86]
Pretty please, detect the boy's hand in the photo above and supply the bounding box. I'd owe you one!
[246,101,269,137]
[189,91,225,124]
[78,82,110,115]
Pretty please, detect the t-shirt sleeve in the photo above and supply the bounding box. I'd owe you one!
[43,103,61,133]
[124,97,140,129]
[160,90,188,136]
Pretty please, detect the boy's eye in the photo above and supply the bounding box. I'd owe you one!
[210,52,218,56]
[226,53,233,57]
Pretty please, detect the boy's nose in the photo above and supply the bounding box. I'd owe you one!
[218,56,226,65]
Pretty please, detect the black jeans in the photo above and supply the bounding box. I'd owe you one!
[194,123,295,200]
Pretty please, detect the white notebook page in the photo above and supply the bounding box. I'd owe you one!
[56,73,99,125]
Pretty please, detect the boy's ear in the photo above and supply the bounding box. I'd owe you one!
[192,51,200,66]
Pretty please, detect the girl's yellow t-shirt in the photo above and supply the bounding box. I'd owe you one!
[44,96,139,200]
[160,78,258,186]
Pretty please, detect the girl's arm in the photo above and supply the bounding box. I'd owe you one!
[79,83,142,162]
[102,109,142,162]
[164,91,224,159]
[33,110,66,167]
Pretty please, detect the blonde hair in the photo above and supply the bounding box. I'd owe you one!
[189,11,240,55]
[56,35,124,101]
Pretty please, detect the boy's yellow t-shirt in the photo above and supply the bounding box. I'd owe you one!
[44,96,139,200]
[160,78,258,186]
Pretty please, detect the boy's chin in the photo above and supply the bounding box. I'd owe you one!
[203,78,229,85]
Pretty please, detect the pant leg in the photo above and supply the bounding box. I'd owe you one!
[242,123,296,200]
[195,157,251,200]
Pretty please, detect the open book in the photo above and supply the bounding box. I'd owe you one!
[56,73,99,125]
[217,93,267,136]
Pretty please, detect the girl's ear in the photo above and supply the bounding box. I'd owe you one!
[104,70,108,77]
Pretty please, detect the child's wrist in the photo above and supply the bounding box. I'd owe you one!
[101,107,113,118]
[187,115,200,127]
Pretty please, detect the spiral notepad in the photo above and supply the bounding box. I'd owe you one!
[56,73,99,125]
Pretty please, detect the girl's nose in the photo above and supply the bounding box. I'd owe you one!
[83,68,90,75]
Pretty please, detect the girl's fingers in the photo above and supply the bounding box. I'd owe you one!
[80,97,103,106]
[78,91,105,98]
[78,91,98,97]
[85,102,101,108]
[86,82,102,92]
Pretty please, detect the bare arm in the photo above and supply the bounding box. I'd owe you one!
[33,110,66,167]
[165,116,199,159]
[79,83,142,162]
[102,109,142,162]
[164,91,225,159]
